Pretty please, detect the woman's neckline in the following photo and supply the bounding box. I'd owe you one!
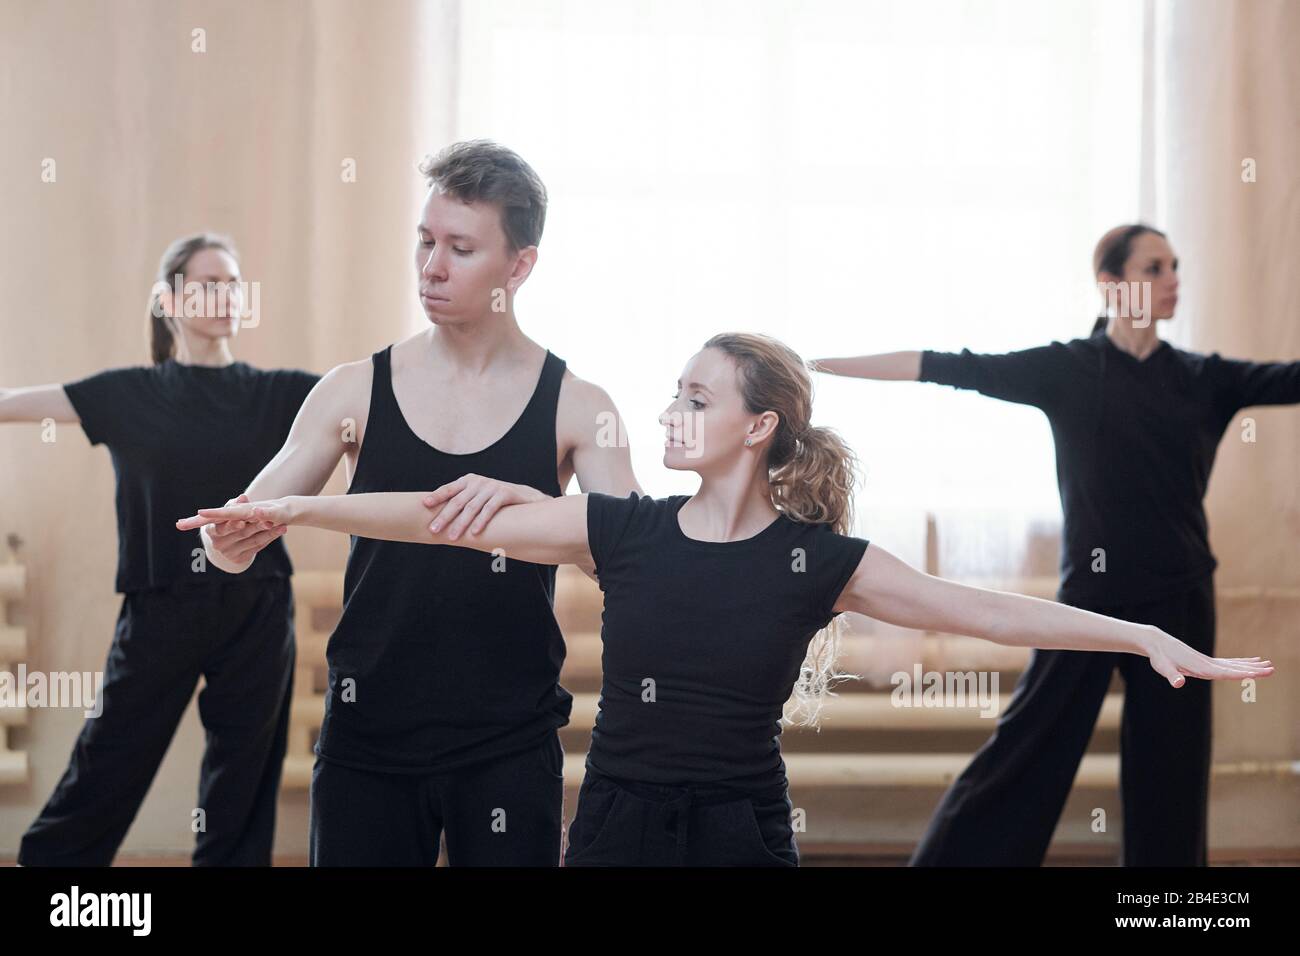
[671,495,786,549]
[168,357,242,370]
[1101,330,1167,365]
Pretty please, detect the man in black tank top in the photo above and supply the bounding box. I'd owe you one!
[196,142,642,865]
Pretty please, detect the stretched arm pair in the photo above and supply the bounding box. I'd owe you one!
[177,481,1274,689]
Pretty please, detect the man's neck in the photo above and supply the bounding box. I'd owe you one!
[420,314,535,376]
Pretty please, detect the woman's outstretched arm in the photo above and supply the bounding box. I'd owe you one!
[0,384,78,423]
[177,488,593,568]
[810,344,1068,409]
[806,352,921,380]
[834,543,1274,688]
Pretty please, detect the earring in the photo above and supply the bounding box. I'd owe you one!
[744,438,752,446]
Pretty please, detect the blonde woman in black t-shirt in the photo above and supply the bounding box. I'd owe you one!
[2,233,318,865]
[182,331,1273,867]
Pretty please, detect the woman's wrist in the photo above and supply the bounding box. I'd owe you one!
[280,495,308,526]
[1132,622,1163,658]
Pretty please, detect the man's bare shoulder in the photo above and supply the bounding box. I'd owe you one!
[558,366,621,409]
[319,356,373,393]
[298,356,376,423]
[556,366,624,440]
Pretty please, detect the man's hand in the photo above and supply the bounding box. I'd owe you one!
[422,473,549,541]
[181,493,288,571]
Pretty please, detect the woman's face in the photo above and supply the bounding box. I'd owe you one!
[163,246,243,343]
[658,347,777,474]
[1111,231,1180,322]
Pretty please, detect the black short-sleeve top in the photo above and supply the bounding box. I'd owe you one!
[584,491,869,789]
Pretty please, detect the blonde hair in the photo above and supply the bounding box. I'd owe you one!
[701,332,861,728]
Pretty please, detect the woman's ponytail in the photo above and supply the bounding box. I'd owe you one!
[769,424,858,536]
[701,333,863,728]
[149,288,176,364]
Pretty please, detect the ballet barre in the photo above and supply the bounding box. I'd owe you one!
[0,561,30,785]
[277,565,1297,799]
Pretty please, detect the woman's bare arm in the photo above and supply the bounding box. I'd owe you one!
[834,543,1274,687]
[179,490,592,568]
[807,352,921,381]
[0,384,78,423]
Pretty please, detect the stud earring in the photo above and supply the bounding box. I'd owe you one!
[744,438,752,446]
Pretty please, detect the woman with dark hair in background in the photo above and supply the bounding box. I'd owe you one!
[181,331,1272,867]
[809,224,1300,866]
[1,233,319,865]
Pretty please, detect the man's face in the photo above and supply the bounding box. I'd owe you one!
[414,188,526,325]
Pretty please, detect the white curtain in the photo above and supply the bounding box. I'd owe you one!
[452,0,1145,583]
[0,0,455,857]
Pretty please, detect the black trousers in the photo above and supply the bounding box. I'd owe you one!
[563,765,799,867]
[910,574,1215,867]
[18,576,295,867]
[308,730,565,866]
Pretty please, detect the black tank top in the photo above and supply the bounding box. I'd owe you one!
[314,344,573,773]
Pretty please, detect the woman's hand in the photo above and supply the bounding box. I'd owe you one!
[422,473,549,541]
[1139,626,1274,688]
[176,494,301,533]
[172,493,288,571]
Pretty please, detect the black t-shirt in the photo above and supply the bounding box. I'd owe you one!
[62,359,319,592]
[584,491,870,789]
[920,326,1300,608]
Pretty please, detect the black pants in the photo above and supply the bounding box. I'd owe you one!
[18,576,295,867]
[308,731,565,866]
[910,574,1215,867]
[563,765,799,867]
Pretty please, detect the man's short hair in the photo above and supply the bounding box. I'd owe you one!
[417,140,547,252]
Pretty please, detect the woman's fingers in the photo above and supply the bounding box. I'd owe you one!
[176,513,237,531]
[1152,657,1186,687]
[429,489,473,534]
[470,494,505,535]
[177,500,281,533]
[423,477,469,512]
[1150,650,1275,686]
[195,503,257,522]
[447,489,493,540]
